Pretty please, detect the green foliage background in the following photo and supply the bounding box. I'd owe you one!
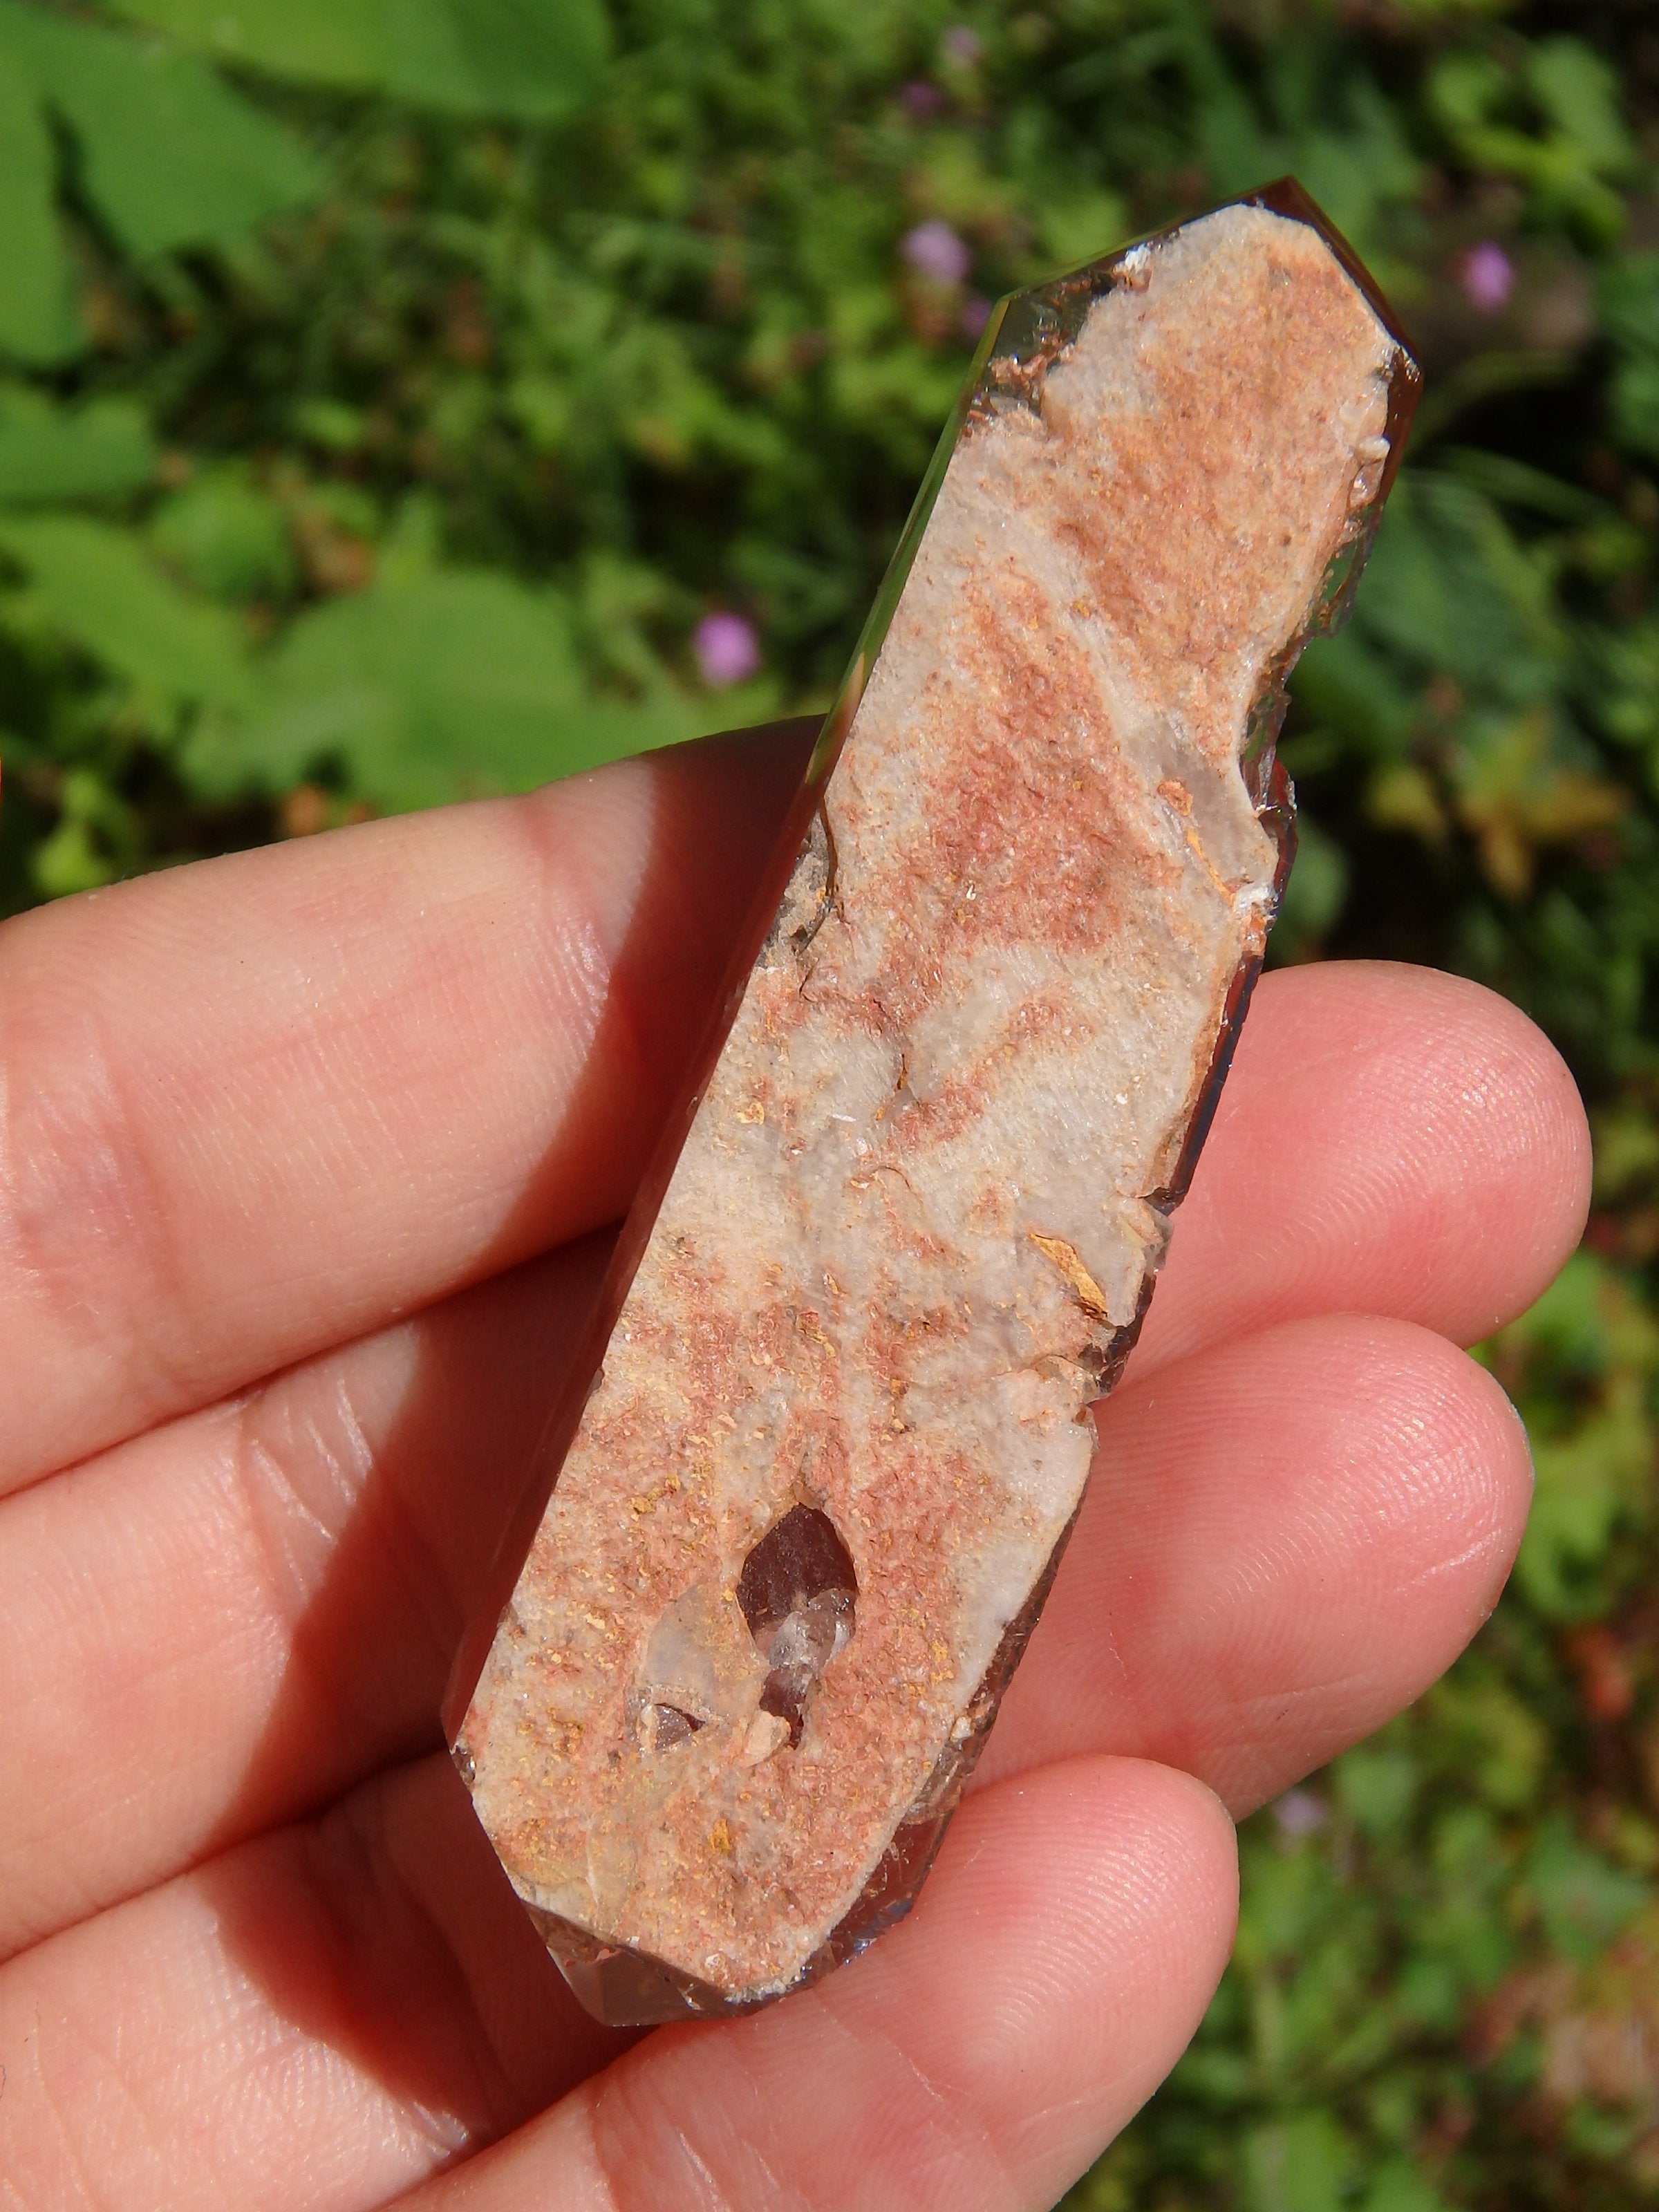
[3,0,1659,2203]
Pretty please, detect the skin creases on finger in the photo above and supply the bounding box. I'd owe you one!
[0,726,813,1500]
[1134,959,1591,1376]
[0,728,1582,1508]
[0,1756,627,2212]
[404,1760,1241,2212]
[0,1753,1234,2212]
[0,1239,612,1966]
[982,1311,1535,1814]
[0,1280,1529,1965]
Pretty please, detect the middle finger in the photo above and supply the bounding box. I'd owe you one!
[0,1299,1528,1966]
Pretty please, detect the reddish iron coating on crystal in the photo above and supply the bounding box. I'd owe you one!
[447,181,1421,2025]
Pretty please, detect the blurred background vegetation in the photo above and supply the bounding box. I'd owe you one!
[1,0,1657,2202]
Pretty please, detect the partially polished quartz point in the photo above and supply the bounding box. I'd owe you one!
[447,180,1420,2025]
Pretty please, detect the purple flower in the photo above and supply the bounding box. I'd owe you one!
[959,292,991,343]
[1460,241,1515,316]
[1273,1788,1329,1841]
[900,79,944,119]
[941,26,982,66]
[694,610,761,688]
[902,219,971,287]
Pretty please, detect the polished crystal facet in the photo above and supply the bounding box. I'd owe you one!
[446,182,1421,2025]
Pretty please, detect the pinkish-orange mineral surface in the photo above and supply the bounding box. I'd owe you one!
[449,185,1419,2025]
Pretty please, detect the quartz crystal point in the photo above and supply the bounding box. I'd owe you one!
[448,181,1419,2025]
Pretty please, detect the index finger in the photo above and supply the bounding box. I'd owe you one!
[0,723,813,1496]
[0,730,1586,1505]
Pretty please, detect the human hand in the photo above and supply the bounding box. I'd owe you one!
[0,724,1588,2211]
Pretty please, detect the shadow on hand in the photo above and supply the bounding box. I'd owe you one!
[202,718,817,2151]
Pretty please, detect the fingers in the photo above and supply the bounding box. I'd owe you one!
[0,1294,1524,1960]
[0,720,1582,1510]
[979,1313,1534,1813]
[0,1238,609,1961]
[411,1761,1235,2212]
[0,1758,624,2212]
[0,1753,1236,2212]
[1136,959,1591,1375]
[0,722,814,1497]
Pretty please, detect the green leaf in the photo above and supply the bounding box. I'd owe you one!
[1526,37,1634,179]
[100,0,383,87]
[0,37,75,363]
[1603,254,1659,459]
[1422,1671,1548,1811]
[1613,357,1659,462]
[150,469,294,600]
[1359,2159,1454,2212]
[30,764,140,894]
[1334,1745,1419,1841]
[1503,1248,1613,1380]
[1,0,324,261]
[0,387,156,504]
[100,0,610,122]
[1273,809,1348,956]
[1355,476,1563,705]
[189,565,735,812]
[30,814,111,897]
[390,0,610,121]
[1243,2110,1356,2212]
[1602,252,1659,356]
[1528,1819,1649,1963]
[1038,191,1128,271]
[1428,37,1631,241]
[0,514,253,711]
[1516,1409,1648,1620]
